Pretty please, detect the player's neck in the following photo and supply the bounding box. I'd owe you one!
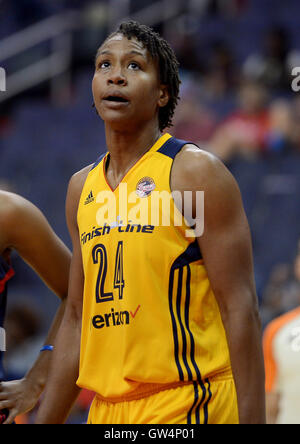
[104,123,161,178]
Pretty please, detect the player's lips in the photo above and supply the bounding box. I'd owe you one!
[102,92,130,106]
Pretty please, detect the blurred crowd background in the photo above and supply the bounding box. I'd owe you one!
[0,0,300,423]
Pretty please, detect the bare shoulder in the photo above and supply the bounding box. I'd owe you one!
[0,191,47,249]
[66,164,94,228]
[171,143,240,194]
[0,191,36,226]
[0,191,20,247]
[66,164,94,205]
[0,190,25,213]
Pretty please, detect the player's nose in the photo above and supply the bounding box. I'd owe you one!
[108,66,127,86]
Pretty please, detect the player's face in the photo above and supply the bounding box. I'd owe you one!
[93,34,169,130]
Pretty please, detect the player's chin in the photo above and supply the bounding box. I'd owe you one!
[98,99,130,113]
[98,107,134,126]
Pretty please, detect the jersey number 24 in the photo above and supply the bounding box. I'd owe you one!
[92,241,125,303]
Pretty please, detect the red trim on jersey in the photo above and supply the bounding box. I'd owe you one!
[0,268,15,294]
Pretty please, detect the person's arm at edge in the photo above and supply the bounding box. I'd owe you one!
[35,167,90,424]
[171,146,266,424]
[0,194,71,423]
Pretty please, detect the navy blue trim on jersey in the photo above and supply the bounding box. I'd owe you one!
[168,243,210,424]
[187,382,200,424]
[176,267,193,381]
[157,137,190,159]
[168,267,184,381]
[195,382,207,424]
[185,264,207,423]
[91,152,107,171]
[172,240,202,269]
[169,245,206,400]
[184,265,204,384]
[203,378,212,424]
[187,379,212,424]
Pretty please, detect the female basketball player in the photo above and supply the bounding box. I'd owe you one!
[0,191,70,424]
[36,21,266,424]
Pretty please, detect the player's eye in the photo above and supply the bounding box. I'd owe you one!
[98,61,111,69]
[128,62,140,70]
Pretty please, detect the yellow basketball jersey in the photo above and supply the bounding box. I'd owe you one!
[76,133,234,400]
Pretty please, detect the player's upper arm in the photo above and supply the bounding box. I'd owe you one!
[64,165,92,319]
[0,191,71,299]
[65,164,93,243]
[171,146,257,314]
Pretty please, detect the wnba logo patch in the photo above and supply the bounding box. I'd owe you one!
[136,177,156,198]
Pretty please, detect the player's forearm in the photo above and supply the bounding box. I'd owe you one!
[24,301,66,397]
[222,304,266,424]
[35,308,81,424]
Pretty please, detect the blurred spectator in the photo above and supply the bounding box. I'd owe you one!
[208,79,270,161]
[208,0,248,17]
[243,26,300,92]
[3,302,44,380]
[174,34,204,74]
[208,80,299,159]
[265,99,297,153]
[206,40,239,92]
[190,0,248,17]
[172,84,217,144]
[196,40,240,106]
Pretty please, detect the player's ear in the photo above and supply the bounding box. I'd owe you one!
[158,84,170,108]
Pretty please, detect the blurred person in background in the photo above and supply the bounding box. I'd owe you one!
[199,0,248,17]
[208,79,270,161]
[265,99,298,154]
[173,34,204,75]
[202,40,240,101]
[243,26,300,93]
[0,190,71,424]
[4,303,44,381]
[263,244,300,423]
[172,86,217,144]
[208,80,299,161]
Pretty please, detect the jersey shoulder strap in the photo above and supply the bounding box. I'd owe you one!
[157,137,198,159]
